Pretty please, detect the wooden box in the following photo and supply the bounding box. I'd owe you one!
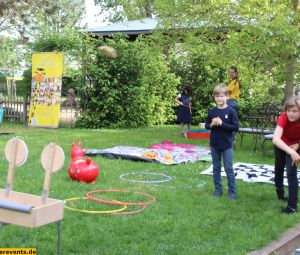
[0,189,64,228]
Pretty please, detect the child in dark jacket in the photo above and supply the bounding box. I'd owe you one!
[205,85,239,199]
[175,86,192,135]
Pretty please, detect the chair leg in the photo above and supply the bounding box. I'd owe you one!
[253,134,258,152]
[261,139,266,154]
[239,133,244,147]
[261,138,271,154]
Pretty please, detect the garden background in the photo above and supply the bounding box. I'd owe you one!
[1,123,300,255]
[0,1,299,254]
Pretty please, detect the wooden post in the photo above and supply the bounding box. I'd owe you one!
[5,139,18,195]
[23,96,27,124]
[42,144,56,202]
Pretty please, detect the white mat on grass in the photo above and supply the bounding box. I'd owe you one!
[201,162,300,186]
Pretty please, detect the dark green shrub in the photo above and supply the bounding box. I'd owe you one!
[76,37,179,128]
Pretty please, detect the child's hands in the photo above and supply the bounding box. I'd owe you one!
[291,150,300,166]
[211,118,218,127]
[211,117,221,127]
[216,117,222,126]
[211,117,222,127]
[289,143,299,151]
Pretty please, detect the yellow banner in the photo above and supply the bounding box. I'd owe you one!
[0,248,36,254]
[29,52,63,128]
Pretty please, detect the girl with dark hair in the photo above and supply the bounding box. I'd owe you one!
[175,86,193,135]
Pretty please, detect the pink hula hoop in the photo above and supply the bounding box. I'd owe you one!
[86,189,156,206]
[112,205,147,215]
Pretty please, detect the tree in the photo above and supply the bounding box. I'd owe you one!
[94,0,300,101]
[0,0,85,42]
[0,36,28,76]
[94,0,156,22]
[0,0,86,96]
[33,0,86,34]
[0,0,53,40]
[162,1,299,101]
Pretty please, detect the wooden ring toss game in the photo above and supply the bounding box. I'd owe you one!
[0,138,65,255]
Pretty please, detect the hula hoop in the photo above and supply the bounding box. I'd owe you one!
[120,172,172,184]
[86,189,156,206]
[153,180,206,189]
[64,197,127,214]
[112,205,147,215]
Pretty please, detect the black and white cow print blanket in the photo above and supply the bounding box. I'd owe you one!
[201,162,300,186]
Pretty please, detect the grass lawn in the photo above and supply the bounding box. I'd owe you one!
[0,123,299,255]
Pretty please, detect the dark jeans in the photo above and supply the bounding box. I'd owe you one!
[274,146,299,209]
[211,147,236,195]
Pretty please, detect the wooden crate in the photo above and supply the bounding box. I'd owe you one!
[0,189,64,228]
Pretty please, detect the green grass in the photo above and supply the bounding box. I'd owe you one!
[0,123,299,255]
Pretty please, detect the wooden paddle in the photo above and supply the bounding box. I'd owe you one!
[4,137,28,196]
[40,143,65,203]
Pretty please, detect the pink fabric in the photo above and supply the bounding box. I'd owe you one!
[150,140,196,151]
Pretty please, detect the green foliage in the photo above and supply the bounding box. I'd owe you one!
[0,36,29,76]
[0,0,85,40]
[168,42,226,124]
[94,0,156,22]
[76,37,179,128]
[18,68,32,97]
[32,27,91,99]
[33,27,83,53]
[94,0,299,100]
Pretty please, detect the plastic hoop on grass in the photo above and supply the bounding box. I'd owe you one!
[112,205,147,215]
[64,197,127,214]
[120,172,171,184]
[86,189,156,206]
[154,180,207,189]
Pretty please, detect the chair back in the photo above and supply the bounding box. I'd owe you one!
[260,103,281,128]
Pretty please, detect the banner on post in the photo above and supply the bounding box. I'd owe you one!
[28,52,63,128]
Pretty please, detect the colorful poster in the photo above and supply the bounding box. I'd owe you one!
[29,53,63,128]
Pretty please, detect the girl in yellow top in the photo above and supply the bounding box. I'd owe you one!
[227,66,241,112]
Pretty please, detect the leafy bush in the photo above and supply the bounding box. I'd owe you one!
[168,45,226,124]
[168,37,284,124]
[76,37,180,128]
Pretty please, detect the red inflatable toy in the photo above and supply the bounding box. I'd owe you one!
[68,141,99,183]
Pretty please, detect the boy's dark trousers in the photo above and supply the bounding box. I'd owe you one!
[274,146,299,209]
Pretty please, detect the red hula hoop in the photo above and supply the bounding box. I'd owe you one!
[86,189,156,206]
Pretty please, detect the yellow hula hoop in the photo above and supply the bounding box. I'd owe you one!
[64,197,127,214]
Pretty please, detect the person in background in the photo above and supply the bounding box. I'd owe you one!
[272,95,300,214]
[227,66,241,113]
[175,86,192,135]
[205,85,239,199]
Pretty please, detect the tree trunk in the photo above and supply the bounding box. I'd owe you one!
[292,0,300,10]
[283,0,300,101]
[284,56,296,101]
